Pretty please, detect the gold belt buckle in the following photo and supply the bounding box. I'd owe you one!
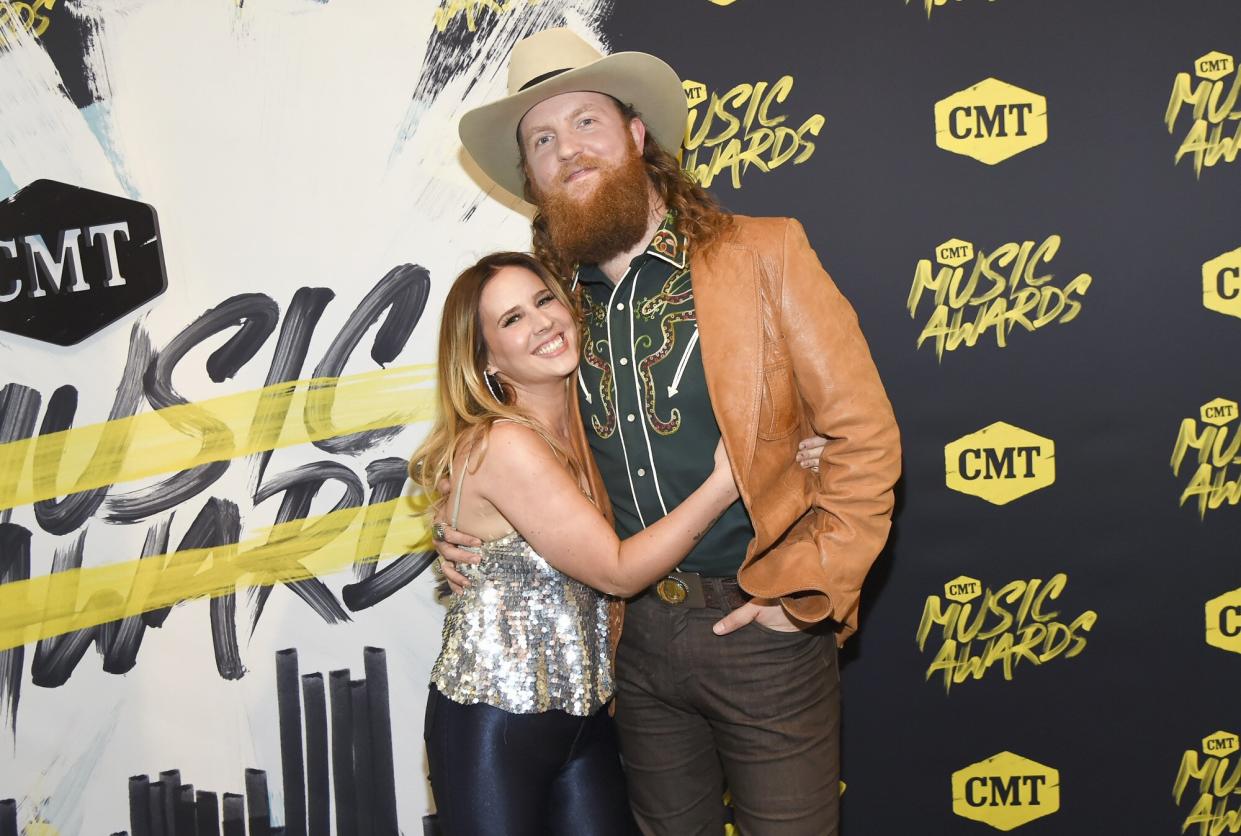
[656,576,689,605]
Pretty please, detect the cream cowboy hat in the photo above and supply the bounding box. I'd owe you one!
[458,27,687,200]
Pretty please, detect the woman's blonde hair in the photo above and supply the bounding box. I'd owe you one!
[409,252,587,509]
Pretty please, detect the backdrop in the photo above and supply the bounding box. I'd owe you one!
[1,1,1238,834]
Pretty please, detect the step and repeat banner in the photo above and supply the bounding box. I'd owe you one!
[0,0,1238,834]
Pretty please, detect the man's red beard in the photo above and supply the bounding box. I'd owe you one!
[532,148,653,268]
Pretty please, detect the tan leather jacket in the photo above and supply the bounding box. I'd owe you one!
[573,215,901,642]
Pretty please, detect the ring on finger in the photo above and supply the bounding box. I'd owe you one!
[432,522,447,541]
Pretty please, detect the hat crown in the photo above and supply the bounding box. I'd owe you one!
[507,28,606,95]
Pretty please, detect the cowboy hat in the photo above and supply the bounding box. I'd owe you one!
[458,27,687,200]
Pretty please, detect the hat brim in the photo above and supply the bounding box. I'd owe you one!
[459,51,687,201]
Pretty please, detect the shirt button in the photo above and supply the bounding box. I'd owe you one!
[616,302,625,311]
[637,468,647,477]
[626,414,635,422]
[619,357,628,366]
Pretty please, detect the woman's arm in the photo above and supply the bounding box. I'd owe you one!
[476,422,738,596]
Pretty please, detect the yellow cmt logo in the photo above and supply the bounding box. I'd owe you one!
[936,238,974,267]
[1196,51,1235,81]
[935,78,1047,165]
[1203,247,1241,320]
[1200,397,1239,427]
[945,422,1056,505]
[1202,731,1240,756]
[952,752,1060,831]
[1206,587,1241,655]
[944,575,982,603]
[683,80,707,108]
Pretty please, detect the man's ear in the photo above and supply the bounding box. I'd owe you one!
[628,117,646,152]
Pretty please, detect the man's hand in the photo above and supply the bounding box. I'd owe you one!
[712,598,803,635]
[797,435,827,472]
[432,477,482,593]
[434,525,483,593]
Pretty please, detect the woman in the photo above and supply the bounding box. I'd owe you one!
[409,251,741,836]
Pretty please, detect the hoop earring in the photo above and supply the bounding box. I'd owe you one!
[484,371,505,404]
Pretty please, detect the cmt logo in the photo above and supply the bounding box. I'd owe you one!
[1200,398,1239,427]
[934,78,1048,165]
[1202,731,1240,756]
[952,751,1060,831]
[1203,246,1241,320]
[944,575,982,603]
[1197,51,1236,81]
[683,80,707,107]
[945,422,1056,505]
[1206,587,1241,655]
[936,238,975,267]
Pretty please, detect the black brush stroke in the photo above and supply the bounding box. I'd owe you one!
[148,781,167,836]
[362,648,398,836]
[351,458,407,582]
[328,670,357,836]
[248,461,361,632]
[129,775,152,836]
[195,791,220,836]
[159,770,180,835]
[342,551,436,612]
[175,783,196,836]
[249,287,335,492]
[0,524,30,731]
[341,455,434,611]
[32,530,103,687]
[209,593,244,681]
[275,649,307,836]
[33,323,151,535]
[0,383,42,526]
[245,769,272,836]
[301,673,331,836]
[308,265,429,456]
[141,499,244,679]
[105,517,171,674]
[30,516,170,685]
[0,799,15,836]
[350,679,376,836]
[403,5,567,137]
[107,294,278,523]
[221,794,244,836]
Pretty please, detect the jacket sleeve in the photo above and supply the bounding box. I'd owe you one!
[774,218,901,635]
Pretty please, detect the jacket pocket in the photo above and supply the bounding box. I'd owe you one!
[758,359,799,440]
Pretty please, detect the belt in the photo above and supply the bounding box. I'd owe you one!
[648,571,748,611]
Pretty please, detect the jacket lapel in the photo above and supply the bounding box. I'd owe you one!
[692,241,762,479]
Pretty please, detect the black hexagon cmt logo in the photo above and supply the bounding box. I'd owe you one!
[0,179,167,346]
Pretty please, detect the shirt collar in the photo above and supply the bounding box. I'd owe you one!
[571,213,687,289]
[645,213,688,269]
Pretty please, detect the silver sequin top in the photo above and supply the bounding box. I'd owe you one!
[431,462,613,716]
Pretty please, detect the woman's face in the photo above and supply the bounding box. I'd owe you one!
[477,265,579,392]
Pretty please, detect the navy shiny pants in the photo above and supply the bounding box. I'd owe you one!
[424,686,635,836]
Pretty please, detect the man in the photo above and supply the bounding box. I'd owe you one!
[439,27,900,835]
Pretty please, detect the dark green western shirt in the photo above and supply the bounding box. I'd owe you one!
[573,216,753,577]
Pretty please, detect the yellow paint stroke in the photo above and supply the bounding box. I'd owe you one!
[432,0,535,33]
[0,364,437,513]
[0,497,431,652]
